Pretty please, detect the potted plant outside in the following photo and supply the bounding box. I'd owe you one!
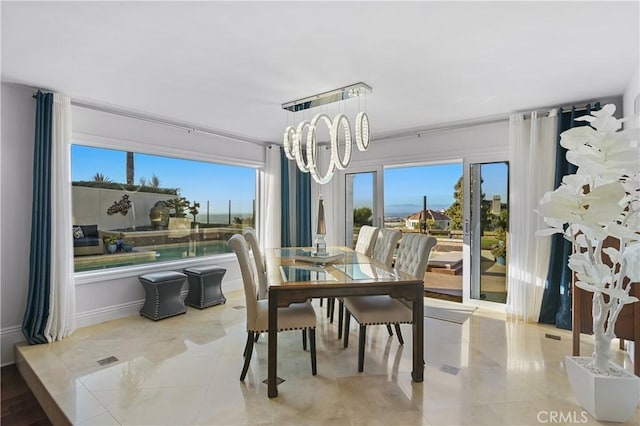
[188,201,200,229]
[537,104,640,422]
[122,239,135,252]
[491,227,507,265]
[115,232,125,252]
[103,235,118,254]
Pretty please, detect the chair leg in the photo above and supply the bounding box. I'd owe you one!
[309,328,317,376]
[326,297,332,319]
[254,332,260,343]
[243,331,251,357]
[240,331,254,380]
[302,328,307,351]
[320,298,324,307]
[394,324,404,345]
[338,300,344,340]
[329,297,335,323]
[343,309,351,348]
[386,324,394,336]
[358,325,366,372]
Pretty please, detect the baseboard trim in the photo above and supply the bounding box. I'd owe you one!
[74,299,145,328]
[1,325,24,367]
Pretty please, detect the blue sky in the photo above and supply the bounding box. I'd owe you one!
[71,146,256,210]
[73,146,507,218]
[354,162,508,216]
[383,164,462,215]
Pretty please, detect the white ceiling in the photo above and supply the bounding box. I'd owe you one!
[2,1,639,144]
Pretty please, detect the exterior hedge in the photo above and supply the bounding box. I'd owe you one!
[72,181,178,195]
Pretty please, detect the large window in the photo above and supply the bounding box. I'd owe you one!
[71,145,256,272]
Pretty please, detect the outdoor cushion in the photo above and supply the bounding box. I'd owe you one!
[74,237,101,247]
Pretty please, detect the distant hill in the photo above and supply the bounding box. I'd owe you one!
[384,204,450,218]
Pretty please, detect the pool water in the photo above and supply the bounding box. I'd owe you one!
[74,240,230,272]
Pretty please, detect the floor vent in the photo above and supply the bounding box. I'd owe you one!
[233,305,246,310]
[439,364,460,376]
[545,333,561,341]
[262,377,285,385]
[97,356,119,366]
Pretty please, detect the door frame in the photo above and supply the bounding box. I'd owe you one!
[462,152,509,311]
[337,165,384,246]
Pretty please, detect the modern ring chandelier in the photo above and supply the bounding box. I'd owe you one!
[281,82,372,185]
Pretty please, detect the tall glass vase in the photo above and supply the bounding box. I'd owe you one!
[312,197,327,256]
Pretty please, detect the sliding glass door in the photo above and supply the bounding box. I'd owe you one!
[463,157,509,306]
[344,168,383,247]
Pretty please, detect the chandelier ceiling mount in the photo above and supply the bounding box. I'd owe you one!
[281,82,372,113]
[281,82,372,185]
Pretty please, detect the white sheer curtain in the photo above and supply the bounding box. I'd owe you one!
[260,145,281,249]
[506,110,557,322]
[45,93,75,341]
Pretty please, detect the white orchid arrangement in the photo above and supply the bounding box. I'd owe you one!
[537,104,640,374]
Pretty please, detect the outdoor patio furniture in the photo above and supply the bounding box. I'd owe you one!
[139,271,187,320]
[72,224,103,256]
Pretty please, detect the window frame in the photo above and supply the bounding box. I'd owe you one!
[70,132,261,282]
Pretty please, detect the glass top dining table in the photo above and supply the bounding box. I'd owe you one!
[263,246,425,398]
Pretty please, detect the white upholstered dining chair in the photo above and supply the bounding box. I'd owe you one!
[243,227,267,300]
[336,227,402,339]
[372,228,402,268]
[342,233,437,372]
[354,225,379,256]
[329,225,381,325]
[228,234,317,380]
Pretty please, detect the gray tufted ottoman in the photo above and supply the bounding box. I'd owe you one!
[184,266,227,309]
[139,271,187,320]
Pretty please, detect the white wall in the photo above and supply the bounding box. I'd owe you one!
[623,63,639,127]
[72,106,264,167]
[353,120,509,169]
[1,83,35,365]
[72,186,172,230]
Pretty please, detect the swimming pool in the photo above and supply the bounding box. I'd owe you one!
[74,240,230,272]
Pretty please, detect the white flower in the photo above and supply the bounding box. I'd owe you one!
[582,182,626,224]
[623,243,640,282]
[600,287,639,305]
[569,134,640,181]
[574,103,621,132]
[569,253,612,288]
[537,103,640,372]
[605,223,640,241]
[538,180,625,227]
[561,105,639,183]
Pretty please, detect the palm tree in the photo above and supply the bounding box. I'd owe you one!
[150,174,160,188]
[92,173,111,183]
[126,152,134,185]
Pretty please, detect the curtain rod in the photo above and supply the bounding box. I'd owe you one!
[519,101,600,119]
[33,91,268,147]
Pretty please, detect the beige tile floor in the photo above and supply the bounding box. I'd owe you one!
[15,290,639,425]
